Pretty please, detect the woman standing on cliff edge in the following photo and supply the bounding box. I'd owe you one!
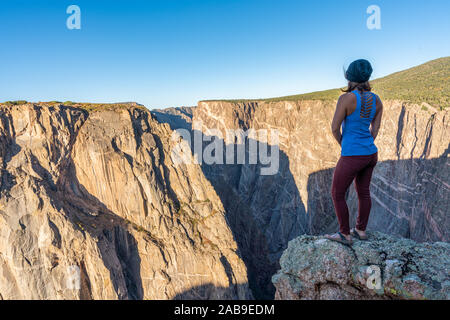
[324,59,383,245]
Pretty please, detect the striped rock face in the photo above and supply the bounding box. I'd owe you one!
[0,103,252,300]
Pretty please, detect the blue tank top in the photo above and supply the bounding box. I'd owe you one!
[341,90,378,156]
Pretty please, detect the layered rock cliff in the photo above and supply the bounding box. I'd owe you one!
[0,103,252,300]
[154,99,449,299]
[272,232,450,300]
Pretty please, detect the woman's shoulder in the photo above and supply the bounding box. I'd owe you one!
[370,91,382,104]
[374,93,383,110]
[338,92,357,103]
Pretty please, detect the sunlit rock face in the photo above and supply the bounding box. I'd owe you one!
[0,103,252,300]
[154,99,449,299]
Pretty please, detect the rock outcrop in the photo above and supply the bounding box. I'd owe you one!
[0,103,252,300]
[272,232,450,300]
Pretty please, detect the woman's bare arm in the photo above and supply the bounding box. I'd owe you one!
[371,96,383,140]
[331,94,353,145]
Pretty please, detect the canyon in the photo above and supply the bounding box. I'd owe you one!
[0,59,449,300]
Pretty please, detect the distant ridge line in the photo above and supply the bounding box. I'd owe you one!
[201,57,450,109]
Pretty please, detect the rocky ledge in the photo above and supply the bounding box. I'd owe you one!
[272,232,449,300]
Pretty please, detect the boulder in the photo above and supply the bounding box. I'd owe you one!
[272,232,449,300]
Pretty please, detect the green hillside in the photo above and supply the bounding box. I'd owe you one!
[206,57,450,109]
[372,57,449,108]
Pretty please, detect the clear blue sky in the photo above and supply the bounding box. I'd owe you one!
[1,0,449,109]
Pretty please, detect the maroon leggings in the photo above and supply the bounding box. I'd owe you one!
[331,152,378,235]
